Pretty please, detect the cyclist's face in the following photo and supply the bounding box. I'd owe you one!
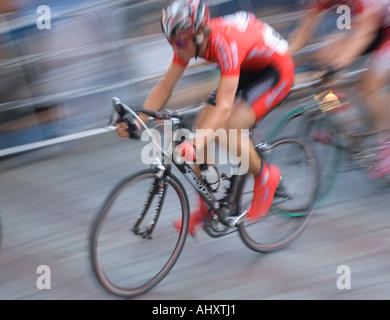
[169,35,196,61]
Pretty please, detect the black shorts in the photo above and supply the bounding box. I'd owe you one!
[205,63,295,121]
[206,66,280,107]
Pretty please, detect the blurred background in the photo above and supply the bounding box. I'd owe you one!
[0,0,340,154]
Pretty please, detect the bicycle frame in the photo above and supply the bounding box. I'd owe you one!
[112,97,248,238]
[151,153,247,234]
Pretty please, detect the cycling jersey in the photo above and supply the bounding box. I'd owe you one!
[174,11,291,75]
[173,11,295,121]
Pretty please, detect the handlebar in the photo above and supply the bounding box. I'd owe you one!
[111,97,183,124]
[108,97,190,159]
[298,62,339,88]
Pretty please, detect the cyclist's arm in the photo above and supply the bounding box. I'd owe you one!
[316,9,382,70]
[194,75,239,154]
[289,6,324,55]
[115,61,185,139]
[138,61,186,125]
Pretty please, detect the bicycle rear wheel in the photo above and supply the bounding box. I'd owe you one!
[89,168,189,298]
[238,137,319,253]
[268,106,343,205]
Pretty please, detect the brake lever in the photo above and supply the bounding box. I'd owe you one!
[106,97,122,126]
[107,110,120,126]
[112,97,128,117]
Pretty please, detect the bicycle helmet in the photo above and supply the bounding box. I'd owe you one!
[161,0,210,39]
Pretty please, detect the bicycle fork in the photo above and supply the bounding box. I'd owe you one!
[132,178,167,239]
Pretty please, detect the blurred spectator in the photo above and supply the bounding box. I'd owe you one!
[289,0,390,180]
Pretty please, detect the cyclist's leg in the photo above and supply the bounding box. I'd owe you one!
[197,89,264,177]
[358,49,390,141]
[359,36,390,179]
[173,102,223,235]
[192,103,215,174]
[222,101,259,175]
[193,95,262,176]
[174,99,262,234]
[224,63,295,221]
[177,100,258,233]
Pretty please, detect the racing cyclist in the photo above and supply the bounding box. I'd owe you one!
[116,0,295,235]
[289,0,390,180]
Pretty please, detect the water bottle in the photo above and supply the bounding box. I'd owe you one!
[200,164,220,192]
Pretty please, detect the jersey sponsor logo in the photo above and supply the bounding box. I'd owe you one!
[222,11,251,32]
[215,34,237,73]
[248,47,274,60]
[230,41,238,70]
[262,23,289,56]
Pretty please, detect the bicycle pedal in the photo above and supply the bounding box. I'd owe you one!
[224,210,247,228]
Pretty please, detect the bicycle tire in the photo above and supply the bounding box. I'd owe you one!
[238,137,319,253]
[89,168,190,298]
[267,106,344,206]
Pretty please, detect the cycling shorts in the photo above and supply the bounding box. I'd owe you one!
[206,58,295,122]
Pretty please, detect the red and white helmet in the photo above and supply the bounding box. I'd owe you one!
[161,0,210,39]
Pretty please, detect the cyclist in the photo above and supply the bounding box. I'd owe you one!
[289,0,390,180]
[115,0,295,235]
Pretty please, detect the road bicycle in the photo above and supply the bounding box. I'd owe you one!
[89,97,319,298]
[267,69,390,205]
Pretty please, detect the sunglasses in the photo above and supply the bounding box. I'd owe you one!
[169,37,189,48]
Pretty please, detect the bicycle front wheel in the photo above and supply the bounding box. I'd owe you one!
[89,168,189,298]
[238,137,319,253]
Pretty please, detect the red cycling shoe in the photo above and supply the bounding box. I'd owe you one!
[173,195,209,236]
[247,163,281,221]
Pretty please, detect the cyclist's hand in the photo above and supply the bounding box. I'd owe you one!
[114,121,130,139]
[306,63,338,85]
[175,141,197,163]
[114,118,141,140]
[316,66,339,87]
